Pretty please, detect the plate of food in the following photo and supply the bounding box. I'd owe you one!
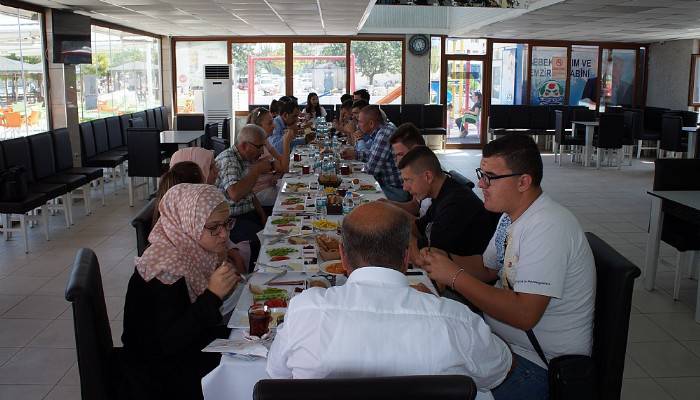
[355,181,381,193]
[316,233,340,260]
[311,218,339,231]
[281,181,309,194]
[307,276,331,289]
[320,260,347,276]
[263,217,302,235]
[264,245,301,262]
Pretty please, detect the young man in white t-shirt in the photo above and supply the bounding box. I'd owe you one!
[420,134,596,400]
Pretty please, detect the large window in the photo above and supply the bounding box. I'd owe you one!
[0,4,48,138]
[446,60,483,145]
[76,25,161,122]
[530,46,567,105]
[599,48,636,111]
[174,41,226,113]
[293,43,346,105]
[569,45,598,107]
[491,42,528,105]
[351,40,402,104]
[232,42,285,110]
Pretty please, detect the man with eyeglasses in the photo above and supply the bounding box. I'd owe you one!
[215,124,274,271]
[419,134,596,400]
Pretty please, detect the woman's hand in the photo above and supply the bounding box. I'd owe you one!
[207,262,241,300]
[422,250,461,287]
[227,248,247,275]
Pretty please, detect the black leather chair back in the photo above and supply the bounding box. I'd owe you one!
[212,137,228,157]
[132,111,147,125]
[643,107,669,134]
[2,137,37,183]
[92,119,110,154]
[554,110,565,143]
[145,109,157,128]
[119,114,132,144]
[661,115,684,152]
[585,233,640,400]
[400,104,423,128]
[571,108,596,122]
[159,106,170,130]
[508,105,530,129]
[423,104,444,128]
[448,169,475,189]
[488,105,509,130]
[596,113,624,149]
[623,110,642,143]
[530,106,549,131]
[131,199,155,256]
[253,375,477,400]
[221,117,232,142]
[681,111,698,127]
[153,107,164,131]
[129,117,146,128]
[105,117,124,149]
[79,121,98,159]
[176,114,205,131]
[380,104,402,125]
[202,122,218,150]
[28,133,57,180]
[65,248,116,400]
[654,159,700,191]
[127,128,162,178]
[52,128,75,172]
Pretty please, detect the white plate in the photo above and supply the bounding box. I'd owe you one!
[281,181,309,194]
[319,260,346,276]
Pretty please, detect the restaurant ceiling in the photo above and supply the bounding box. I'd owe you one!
[20,0,376,36]
[17,0,700,43]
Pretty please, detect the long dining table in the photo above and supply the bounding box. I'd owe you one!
[201,144,445,400]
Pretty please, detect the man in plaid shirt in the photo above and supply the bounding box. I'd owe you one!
[215,124,274,270]
[341,105,409,202]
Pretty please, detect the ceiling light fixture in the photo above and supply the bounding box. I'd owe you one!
[316,0,326,33]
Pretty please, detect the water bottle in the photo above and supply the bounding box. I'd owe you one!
[342,191,355,215]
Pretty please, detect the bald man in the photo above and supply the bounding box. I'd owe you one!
[266,202,512,398]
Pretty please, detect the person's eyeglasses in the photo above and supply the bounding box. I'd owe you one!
[246,141,265,150]
[203,216,235,236]
[475,168,523,187]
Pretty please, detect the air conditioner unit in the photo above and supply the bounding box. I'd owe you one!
[203,64,232,137]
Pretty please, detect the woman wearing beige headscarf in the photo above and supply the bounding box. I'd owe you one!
[121,184,240,400]
[169,147,218,184]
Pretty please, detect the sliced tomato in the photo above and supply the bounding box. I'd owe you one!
[265,298,288,308]
[270,256,290,262]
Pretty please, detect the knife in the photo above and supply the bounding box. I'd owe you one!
[263,270,287,285]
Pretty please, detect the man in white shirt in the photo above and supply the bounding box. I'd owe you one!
[421,134,596,400]
[266,202,512,398]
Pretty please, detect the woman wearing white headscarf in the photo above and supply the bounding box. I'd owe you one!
[121,184,241,400]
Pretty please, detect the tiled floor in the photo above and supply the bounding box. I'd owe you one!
[1,150,699,399]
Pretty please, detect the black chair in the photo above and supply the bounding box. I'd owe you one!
[118,114,132,145]
[638,107,668,158]
[585,232,640,400]
[202,122,218,150]
[153,107,164,131]
[131,199,155,256]
[2,137,70,226]
[51,128,105,208]
[126,128,168,207]
[622,110,642,166]
[447,169,475,189]
[128,117,146,128]
[680,110,698,128]
[132,111,147,127]
[554,110,584,166]
[79,121,126,193]
[211,137,228,157]
[176,114,205,131]
[221,117,232,142]
[487,105,509,138]
[65,248,123,400]
[652,159,700,300]
[400,104,423,128]
[145,109,157,128]
[0,143,49,254]
[593,113,624,169]
[159,106,170,130]
[253,375,477,400]
[529,106,550,135]
[380,104,401,126]
[105,117,128,153]
[93,119,126,158]
[422,104,447,138]
[28,133,91,225]
[660,115,686,157]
